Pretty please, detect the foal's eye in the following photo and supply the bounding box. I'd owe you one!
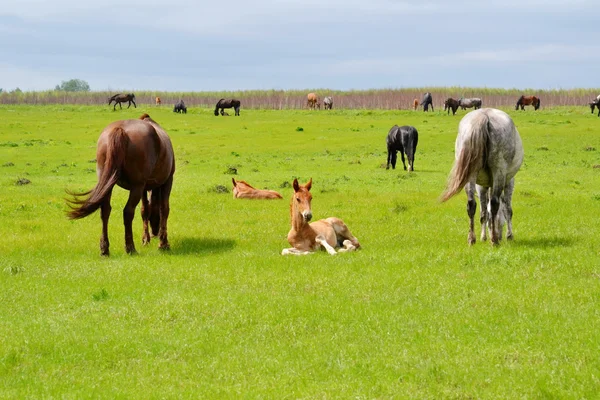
[296,198,301,203]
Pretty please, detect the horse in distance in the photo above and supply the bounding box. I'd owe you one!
[458,97,482,110]
[323,96,333,110]
[282,178,360,255]
[413,98,419,110]
[515,95,540,110]
[441,108,523,246]
[444,98,460,115]
[66,113,175,255]
[232,178,283,199]
[155,96,162,106]
[108,93,137,111]
[386,125,419,171]
[307,93,321,110]
[589,96,600,116]
[214,98,241,116]
[421,92,434,112]
[173,99,187,114]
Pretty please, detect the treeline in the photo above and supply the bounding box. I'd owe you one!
[0,88,598,109]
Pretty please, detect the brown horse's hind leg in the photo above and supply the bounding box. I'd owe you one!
[100,189,114,256]
[157,176,173,250]
[141,190,151,245]
[123,186,144,254]
[325,217,360,249]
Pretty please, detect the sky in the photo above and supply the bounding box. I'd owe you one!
[1,0,599,92]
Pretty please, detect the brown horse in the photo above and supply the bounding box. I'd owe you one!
[281,178,360,255]
[444,98,460,115]
[155,96,161,106]
[413,98,419,110]
[108,93,137,111]
[66,113,175,256]
[232,178,282,199]
[307,93,320,110]
[515,95,540,110]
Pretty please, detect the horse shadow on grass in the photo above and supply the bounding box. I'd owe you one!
[509,236,574,248]
[171,237,236,255]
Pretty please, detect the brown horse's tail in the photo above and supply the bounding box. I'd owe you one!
[66,127,129,219]
[441,112,489,202]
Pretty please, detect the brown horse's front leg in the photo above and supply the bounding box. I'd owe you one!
[123,186,144,254]
[158,177,173,251]
[100,190,113,256]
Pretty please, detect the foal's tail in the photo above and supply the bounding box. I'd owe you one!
[66,127,129,219]
[441,112,488,202]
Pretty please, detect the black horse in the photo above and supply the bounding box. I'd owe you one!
[173,100,187,114]
[108,93,136,111]
[386,125,419,171]
[214,98,241,116]
[421,92,433,112]
[444,98,460,115]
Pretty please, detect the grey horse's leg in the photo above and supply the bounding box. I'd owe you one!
[489,174,506,245]
[465,182,477,245]
[477,185,489,242]
[503,178,515,240]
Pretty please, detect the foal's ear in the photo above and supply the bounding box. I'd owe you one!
[293,178,300,192]
[305,178,312,191]
[232,177,237,187]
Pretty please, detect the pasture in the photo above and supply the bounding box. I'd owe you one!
[1,104,599,398]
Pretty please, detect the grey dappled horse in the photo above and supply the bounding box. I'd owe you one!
[458,97,482,110]
[441,108,523,245]
[421,92,433,112]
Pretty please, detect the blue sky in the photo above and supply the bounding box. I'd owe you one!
[1,0,599,91]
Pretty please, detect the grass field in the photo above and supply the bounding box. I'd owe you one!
[1,104,599,398]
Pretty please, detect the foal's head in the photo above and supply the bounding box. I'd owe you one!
[292,178,313,222]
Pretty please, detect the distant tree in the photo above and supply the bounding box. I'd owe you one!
[0,88,3,94]
[54,79,90,92]
[11,88,22,93]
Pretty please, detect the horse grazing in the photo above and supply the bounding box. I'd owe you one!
[441,108,523,246]
[232,178,282,199]
[421,92,434,112]
[323,96,333,110]
[307,93,320,110]
[282,178,360,255]
[386,125,418,171]
[444,98,460,115]
[214,98,240,116]
[66,113,175,256]
[459,97,482,110]
[515,95,540,110]
[589,97,600,116]
[173,99,187,114]
[155,97,162,106]
[413,98,419,110]
[108,93,137,111]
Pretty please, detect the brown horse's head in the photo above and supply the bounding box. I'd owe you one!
[292,178,313,222]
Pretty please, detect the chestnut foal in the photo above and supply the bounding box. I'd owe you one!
[282,178,360,255]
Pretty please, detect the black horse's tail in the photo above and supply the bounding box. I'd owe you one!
[214,98,224,116]
[66,128,129,219]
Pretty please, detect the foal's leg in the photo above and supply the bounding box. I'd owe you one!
[123,186,144,254]
[315,236,337,255]
[477,185,489,242]
[503,178,516,240]
[100,188,114,256]
[326,217,360,249]
[157,176,173,250]
[465,182,477,245]
[282,248,312,256]
[141,190,151,245]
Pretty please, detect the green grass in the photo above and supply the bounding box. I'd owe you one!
[1,104,600,398]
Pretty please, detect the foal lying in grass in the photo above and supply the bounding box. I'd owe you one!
[282,178,360,255]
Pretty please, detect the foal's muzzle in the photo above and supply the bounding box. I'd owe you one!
[302,211,312,222]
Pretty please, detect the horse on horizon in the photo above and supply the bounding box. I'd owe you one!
[323,96,333,110]
[413,98,419,110]
[307,93,320,110]
[515,95,540,110]
[66,113,175,255]
[441,108,523,246]
[421,92,434,112]
[444,98,460,115]
[281,178,360,255]
[108,93,136,111]
[386,125,418,171]
[232,178,283,199]
[214,98,241,116]
[173,99,187,114]
[589,95,600,116]
[155,97,161,106]
[458,97,482,110]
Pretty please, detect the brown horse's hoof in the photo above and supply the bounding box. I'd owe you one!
[125,246,137,255]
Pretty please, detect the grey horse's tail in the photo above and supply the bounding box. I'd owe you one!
[441,113,488,202]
